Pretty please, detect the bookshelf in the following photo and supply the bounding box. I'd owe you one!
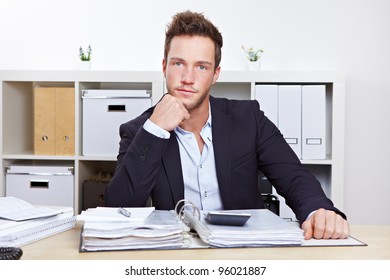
[0,70,345,215]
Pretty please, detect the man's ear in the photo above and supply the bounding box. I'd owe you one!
[212,66,221,85]
[162,59,167,76]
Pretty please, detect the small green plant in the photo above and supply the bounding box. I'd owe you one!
[242,46,264,62]
[79,45,92,61]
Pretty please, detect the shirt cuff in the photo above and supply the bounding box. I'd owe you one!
[306,210,317,221]
[143,119,171,139]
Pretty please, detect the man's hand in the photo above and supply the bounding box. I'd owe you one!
[301,208,350,240]
[150,94,190,131]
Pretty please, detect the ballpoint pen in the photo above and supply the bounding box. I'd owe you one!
[117,208,131,218]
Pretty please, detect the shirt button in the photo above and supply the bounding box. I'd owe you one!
[204,191,207,198]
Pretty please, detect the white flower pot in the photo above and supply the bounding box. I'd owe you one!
[248,60,261,71]
[79,61,91,71]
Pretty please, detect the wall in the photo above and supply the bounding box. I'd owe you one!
[1,0,389,225]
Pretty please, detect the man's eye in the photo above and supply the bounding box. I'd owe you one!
[198,65,207,71]
[174,62,183,66]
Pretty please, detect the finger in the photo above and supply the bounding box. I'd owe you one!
[312,208,327,239]
[330,215,350,239]
[322,210,337,239]
[302,218,314,240]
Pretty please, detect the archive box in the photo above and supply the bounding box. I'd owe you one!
[5,165,74,207]
[82,89,152,156]
[82,180,108,210]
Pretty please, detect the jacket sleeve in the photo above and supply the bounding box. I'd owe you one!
[104,115,170,207]
[253,101,346,224]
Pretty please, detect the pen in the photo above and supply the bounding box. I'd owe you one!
[117,208,131,218]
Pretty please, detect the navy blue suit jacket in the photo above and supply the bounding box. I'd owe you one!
[105,95,345,224]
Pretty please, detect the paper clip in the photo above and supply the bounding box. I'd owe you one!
[117,208,131,218]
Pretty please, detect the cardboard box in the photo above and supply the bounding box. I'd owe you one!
[82,181,108,210]
[82,89,151,156]
[5,165,74,207]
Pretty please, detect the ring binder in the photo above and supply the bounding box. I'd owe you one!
[174,199,200,227]
[174,200,305,247]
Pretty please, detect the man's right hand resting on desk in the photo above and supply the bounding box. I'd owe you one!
[302,208,350,240]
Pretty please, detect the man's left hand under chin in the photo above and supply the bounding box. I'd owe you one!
[301,208,350,240]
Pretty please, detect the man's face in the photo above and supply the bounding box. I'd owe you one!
[163,35,220,111]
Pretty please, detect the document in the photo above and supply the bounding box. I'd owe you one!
[0,200,75,247]
[76,206,155,223]
[79,210,185,252]
[0,196,63,221]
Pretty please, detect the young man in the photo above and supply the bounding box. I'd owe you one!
[105,10,349,240]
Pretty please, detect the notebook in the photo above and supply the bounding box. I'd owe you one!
[0,196,64,221]
[0,202,76,247]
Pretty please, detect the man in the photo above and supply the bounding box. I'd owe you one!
[105,10,349,240]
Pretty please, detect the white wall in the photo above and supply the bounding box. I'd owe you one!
[1,0,389,225]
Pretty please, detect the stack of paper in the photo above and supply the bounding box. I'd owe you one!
[184,209,304,247]
[78,208,186,252]
[0,197,76,247]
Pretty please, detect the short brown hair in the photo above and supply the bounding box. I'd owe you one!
[164,10,223,69]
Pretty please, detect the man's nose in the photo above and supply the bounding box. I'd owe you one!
[181,67,195,84]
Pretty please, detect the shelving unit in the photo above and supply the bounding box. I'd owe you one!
[0,70,345,215]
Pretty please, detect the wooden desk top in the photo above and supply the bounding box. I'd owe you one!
[20,224,390,260]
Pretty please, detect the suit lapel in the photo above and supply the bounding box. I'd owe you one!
[162,133,184,205]
[210,97,233,209]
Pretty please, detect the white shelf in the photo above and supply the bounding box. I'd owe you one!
[0,70,345,214]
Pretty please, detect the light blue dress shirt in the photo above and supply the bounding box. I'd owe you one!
[143,106,223,211]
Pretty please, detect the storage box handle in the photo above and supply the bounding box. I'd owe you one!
[107,105,126,112]
[30,180,49,188]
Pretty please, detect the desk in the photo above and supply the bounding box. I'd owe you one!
[20,225,390,260]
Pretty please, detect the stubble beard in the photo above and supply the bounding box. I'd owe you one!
[169,85,211,113]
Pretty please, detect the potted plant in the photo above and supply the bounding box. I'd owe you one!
[242,46,264,71]
[79,45,92,70]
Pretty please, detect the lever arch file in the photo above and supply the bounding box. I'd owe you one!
[278,85,302,159]
[255,84,279,126]
[302,85,326,159]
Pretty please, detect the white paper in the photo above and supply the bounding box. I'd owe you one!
[0,196,62,221]
[76,206,155,223]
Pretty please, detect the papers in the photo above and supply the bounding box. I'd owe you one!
[76,206,155,223]
[79,210,185,252]
[0,196,62,221]
[0,202,75,247]
[184,209,304,247]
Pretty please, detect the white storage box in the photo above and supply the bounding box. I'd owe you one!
[82,89,152,156]
[5,165,74,207]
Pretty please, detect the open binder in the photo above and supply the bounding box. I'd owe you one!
[175,200,304,247]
